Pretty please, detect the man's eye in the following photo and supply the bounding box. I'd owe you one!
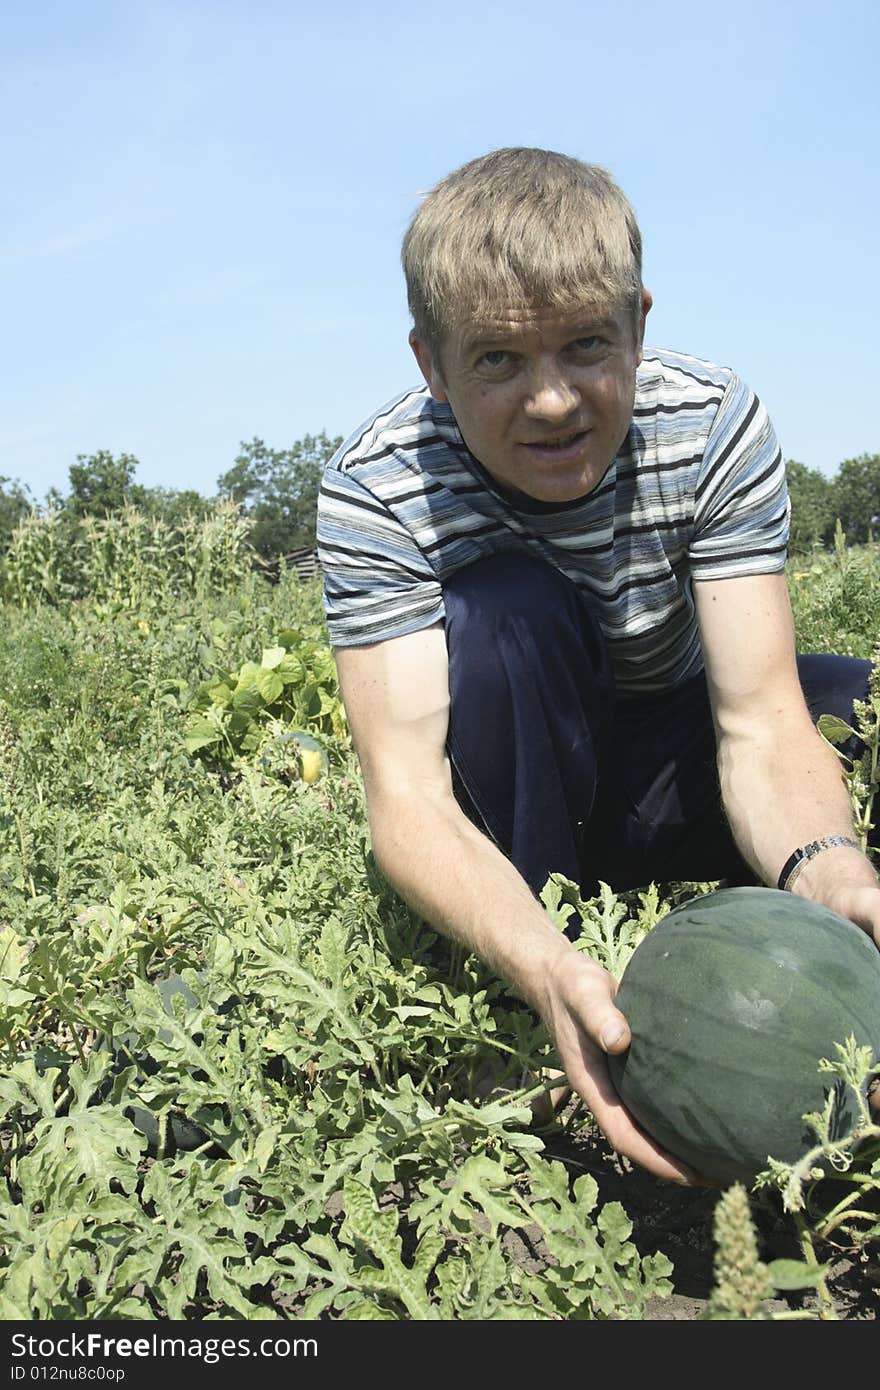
[478,350,511,369]
[572,336,602,351]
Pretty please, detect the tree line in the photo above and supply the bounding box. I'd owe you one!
[786,455,880,551]
[0,432,342,561]
[3,440,878,561]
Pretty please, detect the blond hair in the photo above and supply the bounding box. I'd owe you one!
[402,147,643,355]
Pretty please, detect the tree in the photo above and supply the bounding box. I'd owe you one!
[829,454,880,545]
[67,451,146,518]
[216,431,342,558]
[137,486,213,527]
[0,476,33,551]
[784,460,835,553]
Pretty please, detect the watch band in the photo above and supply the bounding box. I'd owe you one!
[777,835,862,892]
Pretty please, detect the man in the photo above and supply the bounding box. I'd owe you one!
[317,148,880,1184]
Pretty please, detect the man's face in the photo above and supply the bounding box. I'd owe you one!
[410,291,652,505]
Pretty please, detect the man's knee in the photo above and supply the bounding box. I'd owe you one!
[442,552,614,885]
[443,550,580,630]
[797,652,874,768]
[797,653,872,723]
[443,550,611,685]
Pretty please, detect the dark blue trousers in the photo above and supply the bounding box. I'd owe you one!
[444,553,874,909]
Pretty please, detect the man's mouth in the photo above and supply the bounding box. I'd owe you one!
[524,429,588,454]
[540,431,583,450]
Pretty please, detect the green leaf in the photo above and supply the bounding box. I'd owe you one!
[169,1229,257,1318]
[411,1152,525,1238]
[342,1178,440,1320]
[343,1300,401,1320]
[818,713,856,746]
[206,680,233,708]
[21,1103,143,1204]
[253,1127,278,1173]
[236,661,262,683]
[231,684,261,714]
[255,669,285,704]
[277,653,305,683]
[0,1059,64,1123]
[765,1258,830,1290]
[183,718,220,753]
[261,646,287,670]
[0,924,35,1012]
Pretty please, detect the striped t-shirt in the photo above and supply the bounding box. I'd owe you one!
[317,348,789,696]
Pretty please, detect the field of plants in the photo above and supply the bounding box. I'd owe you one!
[0,509,878,1321]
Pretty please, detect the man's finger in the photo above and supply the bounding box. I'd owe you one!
[595,1091,703,1184]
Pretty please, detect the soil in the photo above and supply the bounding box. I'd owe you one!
[538,1111,880,1320]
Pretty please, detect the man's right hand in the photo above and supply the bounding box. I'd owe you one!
[538,949,703,1185]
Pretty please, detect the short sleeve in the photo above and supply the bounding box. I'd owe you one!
[317,466,444,646]
[689,373,790,579]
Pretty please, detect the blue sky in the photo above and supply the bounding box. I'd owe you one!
[3,0,878,502]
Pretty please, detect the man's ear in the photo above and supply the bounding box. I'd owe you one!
[635,288,653,367]
[409,330,448,402]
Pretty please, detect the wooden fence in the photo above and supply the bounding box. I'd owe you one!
[253,545,321,584]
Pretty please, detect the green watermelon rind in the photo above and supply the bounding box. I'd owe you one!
[607,886,880,1185]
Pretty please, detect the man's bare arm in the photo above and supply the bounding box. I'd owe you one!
[334,622,697,1182]
[695,571,880,945]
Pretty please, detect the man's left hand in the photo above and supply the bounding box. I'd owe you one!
[812,880,880,950]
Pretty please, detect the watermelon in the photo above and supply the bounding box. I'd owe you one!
[607,887,880,1184]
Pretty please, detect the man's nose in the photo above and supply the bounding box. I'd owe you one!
[522,362,580,420]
